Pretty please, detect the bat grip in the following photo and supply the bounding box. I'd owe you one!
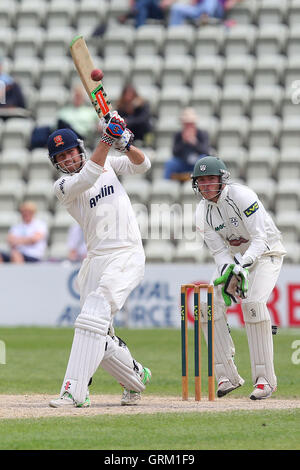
[104,112,111,123]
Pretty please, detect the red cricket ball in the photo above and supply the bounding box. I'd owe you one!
[91,69,104,81]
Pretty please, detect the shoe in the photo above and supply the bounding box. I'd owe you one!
[49,392,91,408]
[250,379,275,400]
[217,377,244,398]
[121,367,151,406]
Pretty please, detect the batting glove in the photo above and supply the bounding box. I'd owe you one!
[113,128,134,153]
[101,111,126,146]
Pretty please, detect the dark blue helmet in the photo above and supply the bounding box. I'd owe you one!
[47,128,86,174]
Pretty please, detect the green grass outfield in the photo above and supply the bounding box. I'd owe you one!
[0,327,299,450]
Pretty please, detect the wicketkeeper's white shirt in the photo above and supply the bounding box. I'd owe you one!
[54,154,151,255]
[195,182,286,269]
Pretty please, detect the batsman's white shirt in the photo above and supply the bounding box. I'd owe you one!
[195,182,286,270]
[54,155,150,253]
[54,154,151,312]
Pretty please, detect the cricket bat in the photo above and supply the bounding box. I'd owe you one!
[70,35,112,122]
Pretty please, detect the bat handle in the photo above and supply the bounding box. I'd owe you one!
[104,112,111,123]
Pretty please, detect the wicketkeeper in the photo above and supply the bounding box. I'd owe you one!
[47,112,151,408]
[192,156,286,400]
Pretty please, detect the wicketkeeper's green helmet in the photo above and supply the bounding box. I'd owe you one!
[191,156,230,194]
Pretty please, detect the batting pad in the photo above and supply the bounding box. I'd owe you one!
[100,336,145,392]
[200,301,244,387]
[60,292,111,404]
[245,320,277,389]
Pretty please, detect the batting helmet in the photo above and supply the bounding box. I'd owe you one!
[47,128,86,174]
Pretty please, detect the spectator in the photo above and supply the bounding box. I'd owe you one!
[67,224,87,262]
[168,0,242,26]
[164,107,210,180]
[0,201,48,263]
[0,57,26,118]
[116,84,153,144]
[119,0,166,28]
[56,83,100,146]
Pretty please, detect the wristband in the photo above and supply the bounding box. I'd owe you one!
[101,133,114,146]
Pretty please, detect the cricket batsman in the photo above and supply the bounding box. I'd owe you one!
[192,155,286,400]
[47,112,151,408]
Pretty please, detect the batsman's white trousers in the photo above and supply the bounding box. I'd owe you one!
[77,246,145,317]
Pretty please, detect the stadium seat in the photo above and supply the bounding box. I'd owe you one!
[11,57,41,89]
[280,116,300,149]
[76,0,107,35]
[277,148,300,181]
[45,0,77,29]
[0,28,16,58]
[157,86,191,121]
[285,25,300,57]
[103,26,135,58]
[0,1,17,28]
[284,56,300,89]
[225,0,257,25]
[132,24,166,57]
[0,148,30,181]
[27,149,54,181]
[1,118,35,150]
[24,180,55,211]
[274,180,300,212]
[106,0,130,22]
[12,27,45,59]
[35,87,69,121]
[217,117,249,150]
[248,116,281,149]
[42,27,75,58]
[249,85,283,118]
[192,56,224,88]
[222,24,257,57]
[190,85,221,118]
[286,0,300,27]
[102,56,132,93]
[283,242,300,263]
[144,240,175,263]
[122,179,151,205]
[219,85,252,118]
[39,57,72,89]
[254,24,288,57]
[15,0,48,29]
[164,25,195,57]
[131,55,163,89]
[161,55,193,88]
[150,179,181,204]
[256,0,288,25]
[275,210,300,243]
[246,147,280,180]
[194,25,224,57]
[0,180,26,211]
[222,55,255,87]
[252,55,286,88]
